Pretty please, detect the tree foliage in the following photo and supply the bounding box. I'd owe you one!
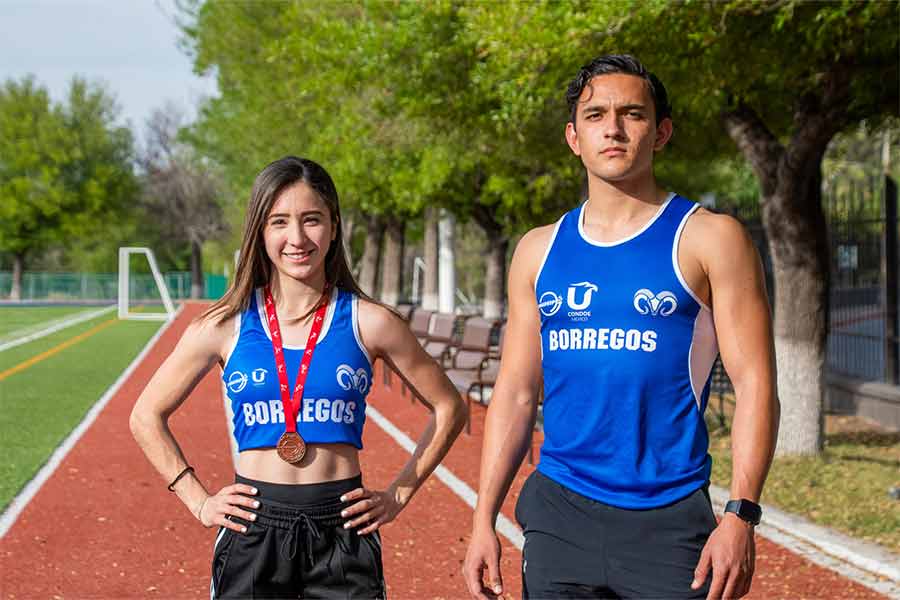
[0,76,137,295]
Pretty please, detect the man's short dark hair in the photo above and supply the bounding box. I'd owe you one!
[565,54,672,125]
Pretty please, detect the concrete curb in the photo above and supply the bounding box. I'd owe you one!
[709,485,900,598]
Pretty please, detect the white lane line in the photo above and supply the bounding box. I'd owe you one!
[0,308,182,538]
[365,404,525,550]
[0,305,116,353]
[709,486,900,596]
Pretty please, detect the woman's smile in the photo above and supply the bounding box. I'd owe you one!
[281,249,315,263]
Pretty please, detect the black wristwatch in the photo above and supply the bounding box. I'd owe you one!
[724,499,762,526]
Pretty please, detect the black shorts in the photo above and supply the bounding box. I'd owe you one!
[515,470,716,599]
[211,474,386,599]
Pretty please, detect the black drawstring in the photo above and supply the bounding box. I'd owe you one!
[280,513,322,567]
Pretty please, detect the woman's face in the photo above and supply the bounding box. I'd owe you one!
[262,181,336,285]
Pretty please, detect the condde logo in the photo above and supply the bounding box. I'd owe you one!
[539,281,599,321]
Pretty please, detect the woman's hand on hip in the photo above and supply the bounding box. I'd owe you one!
[340,486,403,535]
[198,483,260,532]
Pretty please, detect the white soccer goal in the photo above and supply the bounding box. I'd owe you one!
[117,247,176,321]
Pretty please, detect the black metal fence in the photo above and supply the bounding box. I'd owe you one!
[825,175,899,383]
[715,174,900,387]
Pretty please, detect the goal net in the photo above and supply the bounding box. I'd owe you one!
[117,247,176,321]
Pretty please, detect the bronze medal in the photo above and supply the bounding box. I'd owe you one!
[276,431,307,463]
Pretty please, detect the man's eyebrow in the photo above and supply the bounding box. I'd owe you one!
[582,102,648,113]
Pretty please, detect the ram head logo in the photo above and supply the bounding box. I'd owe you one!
[336,363,369,394]
[633,289,678,317]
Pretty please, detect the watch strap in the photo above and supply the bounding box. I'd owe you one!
[724,499,762,526]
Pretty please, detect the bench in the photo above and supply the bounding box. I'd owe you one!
[445,322,503,433]
[409,309,434,345]
[422,312,456,363]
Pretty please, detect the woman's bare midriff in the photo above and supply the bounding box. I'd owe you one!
[237,443,362,485]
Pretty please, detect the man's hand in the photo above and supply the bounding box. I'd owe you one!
[692,514,756,599]
[463,525,504,599]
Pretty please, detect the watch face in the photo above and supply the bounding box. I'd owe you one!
[726,499,761,525]
[740,501,762,524]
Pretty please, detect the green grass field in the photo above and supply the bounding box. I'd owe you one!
[0,305,104,341]
[709,421,900,552]
[0,309,162,510]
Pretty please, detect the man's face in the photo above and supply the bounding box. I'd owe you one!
[565,73,672,185]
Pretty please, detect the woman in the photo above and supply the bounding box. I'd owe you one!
[130,156,467,598]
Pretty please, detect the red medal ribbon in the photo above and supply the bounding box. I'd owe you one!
[263,285,330,435]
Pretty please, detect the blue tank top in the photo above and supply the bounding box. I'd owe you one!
[221,287,372,452]
[535,194,718,509]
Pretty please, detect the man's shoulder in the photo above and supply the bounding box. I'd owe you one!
[515,220,564,263]
[522,221,561,246]
[682,205,756,262]
[521,207,577,252]
[508,217,571,288]
[683,204,747,239]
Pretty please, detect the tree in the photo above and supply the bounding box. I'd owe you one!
[626,0,899,456]
[139,104,226,298]
[0,76,136,299]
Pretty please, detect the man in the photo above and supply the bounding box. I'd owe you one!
[463,54,778,599]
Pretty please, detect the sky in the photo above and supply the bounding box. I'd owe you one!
[1,0,217,142]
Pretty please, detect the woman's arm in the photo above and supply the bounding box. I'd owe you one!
[341,300,468,534]
[129,315,258,532]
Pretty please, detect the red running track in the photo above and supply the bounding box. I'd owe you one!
[0,304,886,599]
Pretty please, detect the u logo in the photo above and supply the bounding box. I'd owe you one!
[567,282,598,310]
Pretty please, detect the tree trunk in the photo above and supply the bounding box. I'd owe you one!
[359,216,385,297]
[765,170,829,456]
[438,210,456,313]
[190,239,204,299]
[379,216,404,306]
[724,92,846,456]
[471,204,508,319]
[423,207,439,310]
[10,252,24,301]
[483,236,508,320]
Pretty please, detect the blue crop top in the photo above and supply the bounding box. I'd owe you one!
[221,287,373,452]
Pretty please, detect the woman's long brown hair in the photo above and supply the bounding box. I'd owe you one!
[201,156,370,324]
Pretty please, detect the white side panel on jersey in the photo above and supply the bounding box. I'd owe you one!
[688,309,719,410]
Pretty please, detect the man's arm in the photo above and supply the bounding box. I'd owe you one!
[687,212,779,599]
[463,226,549,599]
